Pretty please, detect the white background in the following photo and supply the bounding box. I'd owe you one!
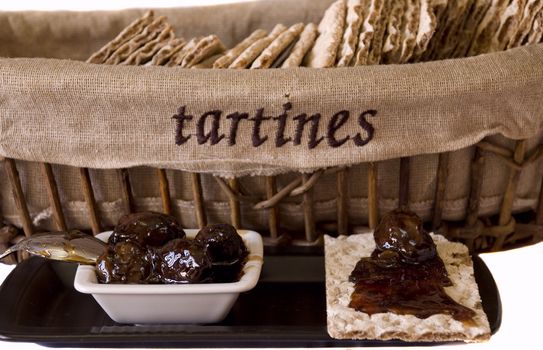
[1,1,542,349]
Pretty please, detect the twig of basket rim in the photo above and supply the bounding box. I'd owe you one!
[265,176,279,239]
[432,152,449,230]
[494,140,527,251]
[465,147,485,251]
[336,168,348,235]
[79,167,101,235]
[367,162,379,229]
[253,177,302,210]
[157,168,172,215]
[302,173,317,242]
[398,157,410,209]
[40,162,68,231]
[476,140,513,158]
[537,175,543,227]
[228,178,242,228]
[4,159,33,237]
[191,172,207,228]
[289,169,324,196]
[118,168,134,214]
[476,141,542,170]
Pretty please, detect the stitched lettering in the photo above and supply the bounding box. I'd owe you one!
[250,108,270,147]
[173,104,377,149]
[327,110,350,147]
[353,109,377,146]
[273,102,292,147]
[293,113,324,149]
[226,112,249,146]
[172,105,193,145]
[196,110,225,145]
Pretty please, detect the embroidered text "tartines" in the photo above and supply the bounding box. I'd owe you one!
[173,103,377,148]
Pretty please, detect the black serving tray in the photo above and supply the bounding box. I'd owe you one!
[0,254,501,348]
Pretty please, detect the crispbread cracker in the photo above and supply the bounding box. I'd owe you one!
[304,0,347,68]
[337,0,365,67]
[281,23,318,68]
[432,0,473,60]
[105,16,168,65]
[181,35,226,68]
[366,0,391,65]
[424,0,458,60]
[399,0,420,63]
[251,23,304,69]
[149,38,186,66]
[525,9,543,43]
[411,0,441,61]
[191,53,223,69]
[122,24,174,65]
[87,11,154,64]
[467,0,510,56]
[213,29,268,68]
[508,0,543,48]
[229,24,286,69]
[491,0,528,51]
[353,0,384,66]
[381,0,405,64]
[452,0,492,58]
[325,233,491,342]
[167,37,200,67]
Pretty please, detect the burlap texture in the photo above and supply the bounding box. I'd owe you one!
[0,0,542,233]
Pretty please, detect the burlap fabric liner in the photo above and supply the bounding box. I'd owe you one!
[0,1,542,233]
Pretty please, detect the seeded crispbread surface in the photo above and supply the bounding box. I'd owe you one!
[325,232,491,342]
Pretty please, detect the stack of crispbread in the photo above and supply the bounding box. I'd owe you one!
[87,11,226,68]
[88,1,543,70]
[324,232,491,342]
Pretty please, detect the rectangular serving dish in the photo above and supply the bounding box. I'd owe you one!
[74,230,263,324]
[0,252,500,347]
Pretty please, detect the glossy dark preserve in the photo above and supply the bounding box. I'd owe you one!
[195,223,248,282]
[108,212,186,248]
[95,212,247,284]
[349,209,476,322]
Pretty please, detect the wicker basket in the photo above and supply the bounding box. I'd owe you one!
[1,0,542,264]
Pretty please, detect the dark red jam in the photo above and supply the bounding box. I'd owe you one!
[348,209,475,323]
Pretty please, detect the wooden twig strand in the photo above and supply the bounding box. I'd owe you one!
[191,173,207,228]
[4,159,33,237]
[40,163,67,231]
[290,170,324,196]
[118,168,134,214]
[367,162,379,229]
[536,176,543,226]
[78,167,101,235]
[476,141,513,158]
[466,148,485,227]
[494,140,527,251]
[398,157,410,209]
[302,173,316,241]
[465,148,485,251]
[228,178,242,228]
[253,177,302,210]
[265,176,279,239]
[157,169,172,215]
[432,153,449,230]
[336,168,348,235]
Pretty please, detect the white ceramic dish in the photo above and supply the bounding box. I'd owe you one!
[74,229,263,324]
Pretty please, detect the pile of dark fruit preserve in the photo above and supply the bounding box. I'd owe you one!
[95,212,247,284]
[349,209,475,323]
